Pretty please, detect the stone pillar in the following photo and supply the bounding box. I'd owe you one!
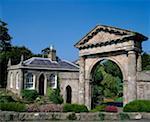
[123,80,128,105]
[85,79,91,110]
[19,69,24,96]
[127,50,137,103]
[137,53,142,72]
[78,56,85,104]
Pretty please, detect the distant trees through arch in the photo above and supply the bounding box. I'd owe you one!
[91,59,123,108]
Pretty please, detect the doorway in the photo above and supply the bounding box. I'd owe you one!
[66,85,72,103]
[39,74,45,95]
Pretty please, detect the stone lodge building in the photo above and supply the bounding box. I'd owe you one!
[7,25,150,109]
[7,46,79,104]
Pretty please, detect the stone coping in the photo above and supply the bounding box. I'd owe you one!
[0,111,150,121]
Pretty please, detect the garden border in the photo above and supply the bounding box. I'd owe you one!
[0,111,150,121]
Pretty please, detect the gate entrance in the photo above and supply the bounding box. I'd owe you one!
[75,25,148,109]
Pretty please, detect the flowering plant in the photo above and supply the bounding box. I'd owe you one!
[105,106,118,113]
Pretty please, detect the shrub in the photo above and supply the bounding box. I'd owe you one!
[63,104,88,113]
[48,77,64,104]
[21,89,38,101]
[49,88,63,104]
[105,106,118,113]
[0,102,26,112]
[90,105,106,112]
[0,95,15,103]
[123,100,150,112]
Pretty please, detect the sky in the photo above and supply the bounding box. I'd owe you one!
[0,0,150,61]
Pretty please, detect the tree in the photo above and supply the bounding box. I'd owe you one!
[142,52,150,70]
[0,46,33,87]
[91,60,123,108]
[6,46,33,65]
[0,20,11,87]
[41,46,51,58]
[103,60,123,79]
[0,19,11,51]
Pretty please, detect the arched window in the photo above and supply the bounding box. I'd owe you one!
[16,72,19,89]
[26,73,33,89]
[49,74,57,89]
[10,73,13,88]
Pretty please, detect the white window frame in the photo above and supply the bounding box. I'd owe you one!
[10,73,13,88]
[16,72,19,90]
[25,73,34,90]
[54,74,57,89]
[49,74,57,89]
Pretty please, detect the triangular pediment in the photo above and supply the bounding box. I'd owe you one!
[75,25,147,49]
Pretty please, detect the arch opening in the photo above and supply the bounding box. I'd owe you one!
[39,74,45,95]
[90,59,123,109]
[66,85,72,103]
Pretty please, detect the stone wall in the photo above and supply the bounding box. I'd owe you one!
[7,69,23,96]
[0,111,150,121]
[7,68,79,104]
[59,71,79,103]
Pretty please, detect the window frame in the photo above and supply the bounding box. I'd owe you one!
[10,73,13,88]
[49,73,57,89]
[25,73,34,90]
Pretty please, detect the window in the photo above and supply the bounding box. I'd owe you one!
[26,73,33,89]
[10,73,13,88]
[16,73,19,89]
[49,74,57,89]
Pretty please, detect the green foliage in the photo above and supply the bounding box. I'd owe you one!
[142,52,150,70]
[0,19,11,51]
[0,95,15,103]
[2,46,33,65]
[67,113,77,120]
[103,60,123,79]
[90,105,106,112]
[21,89,38,101]
[0,46,33,87]
[115,97,123,102]
[91,62,123,107]
[49,89,63,104]
[123,100,150,112]
[0,102,26,112]
[48,77,63,104]
[63,104,88,113]
[0,20,11,87]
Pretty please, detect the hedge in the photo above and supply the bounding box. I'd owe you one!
[0,102,26,112]
[123,100,150,112]
[0,95,15,103]
[21,89,38,101]
[63,104,88,113]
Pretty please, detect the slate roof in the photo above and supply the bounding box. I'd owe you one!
[23,57,79,71]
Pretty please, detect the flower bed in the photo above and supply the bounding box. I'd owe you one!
[27,103,63,112]
[105,106,118,113]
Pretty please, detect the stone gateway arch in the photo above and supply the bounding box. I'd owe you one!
[75,25,150,109]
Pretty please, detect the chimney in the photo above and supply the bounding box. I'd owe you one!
[48,45,56,61]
